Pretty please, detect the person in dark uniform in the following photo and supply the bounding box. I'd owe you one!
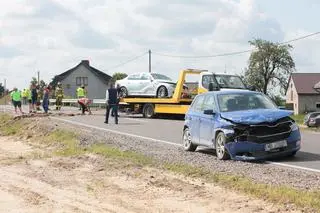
[111,84,121,117]
[104,83,119,124]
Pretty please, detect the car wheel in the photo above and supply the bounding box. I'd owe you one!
[119,87,128,98]
[143,103,155,118]
[215,132,230,160]
[182,127,197,151]
[288,151,297,157]
[157,86,168,98]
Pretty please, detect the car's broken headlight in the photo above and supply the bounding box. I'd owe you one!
[290,122,299,131]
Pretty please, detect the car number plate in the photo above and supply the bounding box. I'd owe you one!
[265,140,287,151]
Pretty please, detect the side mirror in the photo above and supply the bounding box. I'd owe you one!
[204,109,215,115]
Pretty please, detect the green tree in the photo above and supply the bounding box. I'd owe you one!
[31,77,38,85]
[112,72,127,81]
[270,94,285,106]
[243,39,295,95]
[49,75,63,88]
[0,83,4,97]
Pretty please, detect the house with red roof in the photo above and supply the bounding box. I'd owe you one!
[285,73,320,114]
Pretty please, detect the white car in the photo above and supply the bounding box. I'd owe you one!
[115,72,176,98]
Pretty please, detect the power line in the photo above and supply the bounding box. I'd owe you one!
[152,31,320,59]
[105,51,148,71]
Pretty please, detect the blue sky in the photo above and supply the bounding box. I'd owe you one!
[0,0,319,90]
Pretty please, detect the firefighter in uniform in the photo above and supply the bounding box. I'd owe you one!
[55,82,64,110]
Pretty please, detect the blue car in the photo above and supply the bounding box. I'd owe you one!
[183,89,301,161]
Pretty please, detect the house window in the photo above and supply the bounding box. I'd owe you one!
[316,102,320,108]
[76,77,88,86]
[290,90,293,101]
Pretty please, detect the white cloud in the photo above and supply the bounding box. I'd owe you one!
[0,0,318,91]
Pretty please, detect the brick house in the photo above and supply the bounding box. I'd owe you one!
[53,60,112,99]
[285,73,320,115]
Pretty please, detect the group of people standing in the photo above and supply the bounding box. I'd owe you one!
[9,81,121,125]
[10,83,64,114]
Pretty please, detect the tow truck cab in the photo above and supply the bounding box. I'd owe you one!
[198,71,248,94]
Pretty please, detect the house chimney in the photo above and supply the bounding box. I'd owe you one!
[81,60,90,66]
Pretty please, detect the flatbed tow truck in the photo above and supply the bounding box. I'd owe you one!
[119,69,248,118]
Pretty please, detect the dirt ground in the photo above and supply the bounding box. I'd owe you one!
[0,136,302,213]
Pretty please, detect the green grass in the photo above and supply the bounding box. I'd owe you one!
[0,114,24,135]
[291,114,305,125]
[1,112,320,212]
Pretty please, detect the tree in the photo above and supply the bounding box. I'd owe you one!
[0,83,4,97]
[243,39,295,95]
[31,77,38,85]
[112,72,127,81]
[270,94,285,106]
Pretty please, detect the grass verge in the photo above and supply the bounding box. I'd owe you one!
[0,113,320,212]
[291,114,305,125]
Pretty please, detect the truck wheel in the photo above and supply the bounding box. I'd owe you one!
[157,86,168,98]
[143,104,155,118]
[215,132,230,160]
[120,87,128,97]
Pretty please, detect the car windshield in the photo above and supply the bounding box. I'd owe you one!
[215,75,246,89]
[151,73,172,81]
[217,93,277,112]
[202,74,246,89]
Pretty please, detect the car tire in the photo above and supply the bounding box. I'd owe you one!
[182,127,197,151]
[215,132,230,160]
[119,87,128,98]
[157,86,168,98]
[288,151,297,157]
[143,103,155,118]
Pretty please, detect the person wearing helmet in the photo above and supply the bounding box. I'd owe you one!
[55,82,64,110]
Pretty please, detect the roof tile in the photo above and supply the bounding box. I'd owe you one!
[292,73,320,94]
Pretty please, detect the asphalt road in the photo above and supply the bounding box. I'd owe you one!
[2,105,320,172]
[55,112,320,172]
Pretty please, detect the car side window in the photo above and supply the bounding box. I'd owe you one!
[192,95,205,112]
[128,74,140,80]
[202,75,218,89]
[140,73,150,80]
[202,95,216,111]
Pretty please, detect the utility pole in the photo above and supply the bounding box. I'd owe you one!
[148,50,151,73]
[37,71,40,85]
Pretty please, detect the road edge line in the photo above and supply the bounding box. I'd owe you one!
[51,117,182,147]
[266,161,320,173]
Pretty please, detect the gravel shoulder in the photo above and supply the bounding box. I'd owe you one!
[0,135,300,212]
[47,116,320,191]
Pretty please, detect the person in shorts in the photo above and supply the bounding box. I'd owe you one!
[30,84,38,113]
[10,87,23,114]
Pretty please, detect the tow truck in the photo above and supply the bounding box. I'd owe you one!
[119,69,248,118]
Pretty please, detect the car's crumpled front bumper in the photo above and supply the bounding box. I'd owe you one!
[224,130,301,161]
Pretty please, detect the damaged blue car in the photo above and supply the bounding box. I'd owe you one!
[183,89,301,161]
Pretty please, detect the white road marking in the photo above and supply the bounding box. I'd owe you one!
[265,161,320,173]
[51,117,181,147]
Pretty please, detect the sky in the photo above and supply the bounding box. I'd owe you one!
[0,0,319,90]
